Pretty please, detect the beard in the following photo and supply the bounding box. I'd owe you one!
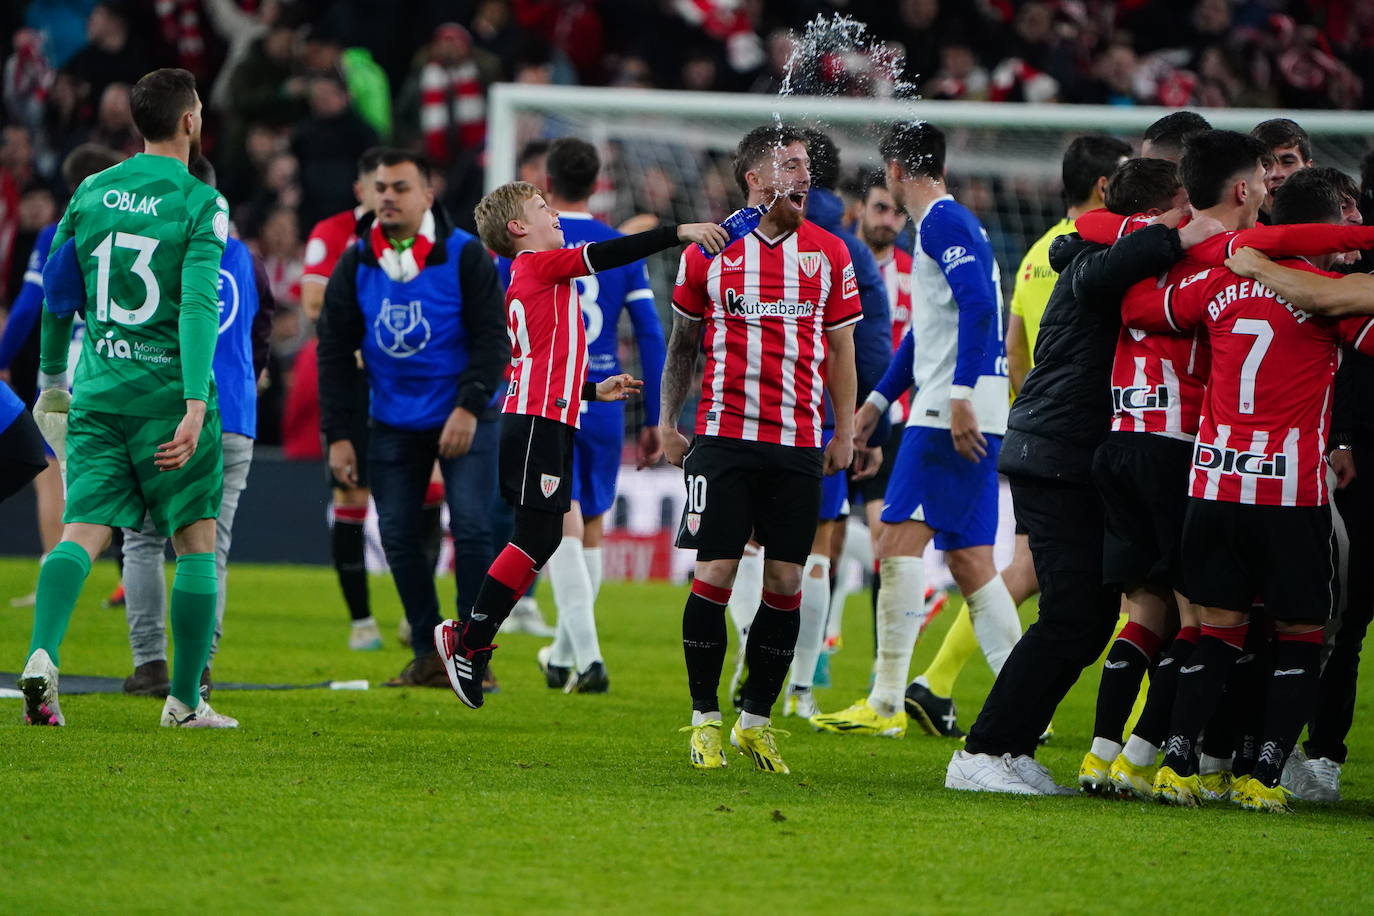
[862,226,896,249]
[768,192,805,232]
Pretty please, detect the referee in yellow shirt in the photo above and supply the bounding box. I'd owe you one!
[1008,135,1132,394]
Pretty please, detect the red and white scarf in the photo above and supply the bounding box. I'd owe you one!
[369,211,436,283]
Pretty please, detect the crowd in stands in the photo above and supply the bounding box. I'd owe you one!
[1,0,1371,447]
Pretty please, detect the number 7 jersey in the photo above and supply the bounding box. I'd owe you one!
[53,153,227,418]
[1123,259,1374,506]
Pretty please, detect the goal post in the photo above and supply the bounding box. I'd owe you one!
[488,83,1374,191]
[487,84,1374,300]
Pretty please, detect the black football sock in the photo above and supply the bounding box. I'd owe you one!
[464,508,562,648]
[332,507,371,621]
[1200,625,1266,764]
[1130,626,1199,748]
[1251,630,1324,788]
[1231,626,1273,776]
[740,591,802,718]
[683,579,731,714]
[1092,622,1162,743]
[1161,624,1247,776]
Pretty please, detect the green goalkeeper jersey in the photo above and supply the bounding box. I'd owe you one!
[41,152,228,418]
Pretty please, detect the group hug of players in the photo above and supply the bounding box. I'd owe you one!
[7,67,1370,813]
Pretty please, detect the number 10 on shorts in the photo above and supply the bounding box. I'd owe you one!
[685,474,707,535]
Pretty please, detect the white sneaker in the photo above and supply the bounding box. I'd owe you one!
[783,686,820,719]
[1305,756,1343,802]
[397,616,412,647]
[9,591,36,608]
[500,597,556,637]
[1279,746,1317,799]
[1008,755,1075,796]
[945,750,1041,794]
[18,649,63,726]
[161,695,239,728]
[349,617,383,651]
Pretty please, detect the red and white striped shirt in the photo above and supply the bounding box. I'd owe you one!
[302,206,364,286]
[504,246,593,427]
[1078,211,1374,441]
[1123,259,1374,506]
[878,247,914,423]
[673,222,861,447]
[880,247,914,348]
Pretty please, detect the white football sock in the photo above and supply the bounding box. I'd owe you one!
[547,537,601,671]
[1091,737,1123,762]
[1199,753,1232,775]
[789,554,830,689]
[868,555,925,717]
[738,711,770,730]
[1123,734,1159,768]
[582,546,603,602]
[728,545,764,640]
[692,709,721,726]
[965,574,1021,675]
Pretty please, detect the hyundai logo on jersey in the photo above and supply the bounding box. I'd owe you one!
[374,298,432,358]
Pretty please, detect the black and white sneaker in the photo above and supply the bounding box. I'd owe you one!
[905,680,965,738]
[434,620,496,709]
[536,645,571,689]
[564,660,610,694]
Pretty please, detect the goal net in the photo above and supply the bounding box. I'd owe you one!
[489,84,1374,299]
[486,85,1374,581]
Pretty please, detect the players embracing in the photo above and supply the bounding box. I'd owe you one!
[663,123,861,774]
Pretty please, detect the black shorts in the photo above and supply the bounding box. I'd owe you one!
[326,374,372,491]
[676,435,823,566]
[500,413,574,514]
[1181,498,1334,622]
[1092,431,1192,591]
[852,422,904,505]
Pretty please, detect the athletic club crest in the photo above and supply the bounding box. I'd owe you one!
[798,252,821,278]
[686,512,701,535]
[374,298,431,358]
[540,474,561,498]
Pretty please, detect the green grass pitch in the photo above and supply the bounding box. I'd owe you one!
[2,557,1373,913]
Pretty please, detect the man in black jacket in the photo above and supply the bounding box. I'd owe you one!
[947,158,1222,794]
[317,149,508,687]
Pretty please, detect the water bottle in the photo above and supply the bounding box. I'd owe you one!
[699,203,769,258]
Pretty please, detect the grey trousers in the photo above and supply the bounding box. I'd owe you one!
[122,433,254,667]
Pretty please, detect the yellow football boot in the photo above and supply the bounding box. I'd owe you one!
[808,699,907,738]
[1108,754,1156,800]
[730,721,791,774]
[1199,770,1234,801]
[680,720,727,770]
[1078,751,1114,795]
[1231,776,1293,813]
[1153,765,1204,807]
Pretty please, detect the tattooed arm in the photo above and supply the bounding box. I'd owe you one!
[658,312,703,467]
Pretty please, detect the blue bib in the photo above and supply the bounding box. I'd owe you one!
[356,227,477,430]
[213,238,261,438]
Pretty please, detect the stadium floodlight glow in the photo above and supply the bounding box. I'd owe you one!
[487,83,1374,192]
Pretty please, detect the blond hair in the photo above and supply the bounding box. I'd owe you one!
[475,181,542,258]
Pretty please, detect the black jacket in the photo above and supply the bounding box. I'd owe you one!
[999,223,1184,484]
[317,206,508,443]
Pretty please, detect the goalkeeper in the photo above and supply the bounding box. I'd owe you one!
[18,68,237,730]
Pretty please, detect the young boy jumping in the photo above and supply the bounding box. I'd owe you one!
[434,181,725,707]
